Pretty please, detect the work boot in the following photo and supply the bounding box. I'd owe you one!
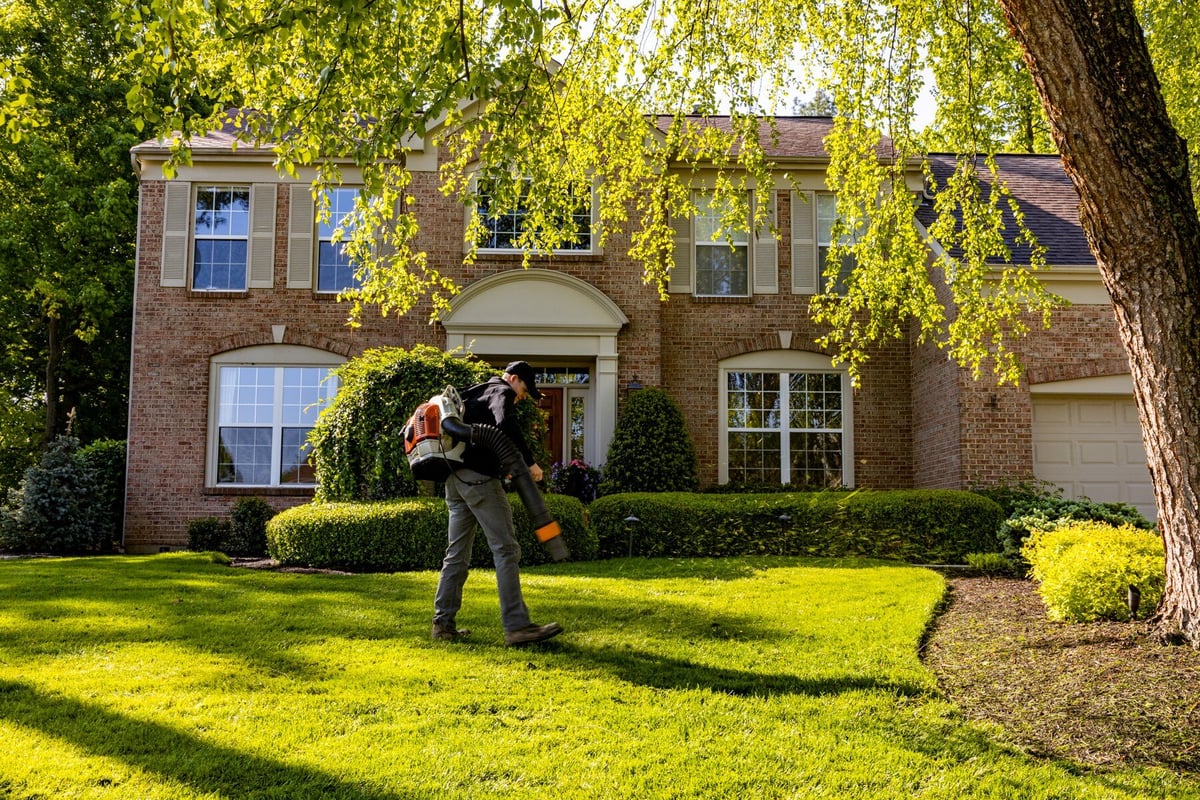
[504,622,563,646]
[431,621,471,641]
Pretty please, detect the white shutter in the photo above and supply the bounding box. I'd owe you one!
[248,184,276,288]
[791,190,818,295]
[160,181,192,288]
[287,184,314,289]
[668,211,693,294]
[752,191,779,294]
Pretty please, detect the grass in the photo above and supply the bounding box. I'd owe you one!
[0,553,1194,799]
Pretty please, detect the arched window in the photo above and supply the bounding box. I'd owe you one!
[207,345,344,487]
[718,350,854,488]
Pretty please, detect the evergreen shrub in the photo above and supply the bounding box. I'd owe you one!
[187,517,231,552]
[598,388,697,496]
[0,436,121,553]
[1022,522,1165,622]
[589,489,1003,562]
[227,496,276,557]
[979,484,1154,572]
[267,493,593,571]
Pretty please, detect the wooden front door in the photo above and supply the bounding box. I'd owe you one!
[537,388,564,466]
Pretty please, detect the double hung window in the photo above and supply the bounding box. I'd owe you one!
[816,192,857,294]
[193,186,250,291]
[694,193,749,297]
[317,187,364,294]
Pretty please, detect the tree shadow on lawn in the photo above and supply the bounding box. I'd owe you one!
[0,555,434,680]
[0,679,412,800]
[548,640,930,698]
[538,555,925,582]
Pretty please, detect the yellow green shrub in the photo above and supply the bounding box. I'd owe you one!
[1022,522,1164,622]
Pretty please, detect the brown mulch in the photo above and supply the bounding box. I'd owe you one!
[923,576,1200,773]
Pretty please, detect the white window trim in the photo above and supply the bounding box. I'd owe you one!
[717,350,855,487]
[206,345,345,488]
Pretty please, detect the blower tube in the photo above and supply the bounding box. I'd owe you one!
[441,417,570,562]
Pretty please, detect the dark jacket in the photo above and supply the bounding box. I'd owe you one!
[459,376,535,478]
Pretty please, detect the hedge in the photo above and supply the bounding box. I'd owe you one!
[589,489,1004,563]
[267,493,595,572]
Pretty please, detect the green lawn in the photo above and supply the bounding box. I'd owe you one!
[0,553,1193,799]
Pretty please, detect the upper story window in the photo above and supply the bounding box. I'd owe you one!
[816,192,856,294]
[193,186,250,291]
[316,187,364,294]
[694,193,749,297]
[476,178,593,252]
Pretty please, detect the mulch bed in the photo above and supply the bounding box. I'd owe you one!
[923,576,1200,773]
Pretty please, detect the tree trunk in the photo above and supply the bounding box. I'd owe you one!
[44,313,61,448]
[998,0,1200,645]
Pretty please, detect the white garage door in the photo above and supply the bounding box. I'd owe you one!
[1031,395,1156,520]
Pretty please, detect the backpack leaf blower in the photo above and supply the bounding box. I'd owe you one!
[402,385,570,562]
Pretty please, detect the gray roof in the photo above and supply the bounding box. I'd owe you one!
[920,153,1094,266]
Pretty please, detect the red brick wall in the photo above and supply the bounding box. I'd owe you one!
[126,158,1122,550]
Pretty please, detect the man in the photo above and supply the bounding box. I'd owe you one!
[431,361,564,646]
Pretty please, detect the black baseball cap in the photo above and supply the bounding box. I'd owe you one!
[504,361,543,399]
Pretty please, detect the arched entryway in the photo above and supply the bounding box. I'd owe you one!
[439,269,628,468]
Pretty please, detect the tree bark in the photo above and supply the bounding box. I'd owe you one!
[44,313,61,448]
[998,0,1200,644]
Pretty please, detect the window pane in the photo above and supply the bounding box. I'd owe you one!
[281,367,336,426]
[279,427,316,484]
[695,245,749,296]
[728,431,781,484]
[789,432,843,488]
[570,396,586,462]
[193,240,247,290]
[217,427,272,484]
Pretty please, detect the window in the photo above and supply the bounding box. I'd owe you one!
[193,186,250,291]
[316,187,364,294]
[816,192,856,294]
[723,358,851,488]
[211,353,340,487]
[695,193,749,297]
[476,179,593,252]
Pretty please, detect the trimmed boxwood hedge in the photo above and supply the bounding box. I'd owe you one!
[589,489,1004,563]
[266,493,595,572]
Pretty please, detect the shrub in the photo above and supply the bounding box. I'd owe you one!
[0,436,117,553]
[548,459,602,503]
[188,516,231,552]
[76,439,126,551]
[267,493,594,571]
[994,490,1152,571]
[965,551,1014,577]
[1022,522,1165,622]
[227,497,276,557]
[598,388,697,496]
[308,346,498,502]
[589,489,1003,562]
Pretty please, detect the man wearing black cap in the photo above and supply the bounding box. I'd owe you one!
[432,361,563,646]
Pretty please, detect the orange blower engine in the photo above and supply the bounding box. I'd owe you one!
[402,386,569,562]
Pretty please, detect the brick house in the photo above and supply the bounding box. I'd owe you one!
[123,116,1148,553]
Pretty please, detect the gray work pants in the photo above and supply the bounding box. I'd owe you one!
[433,469,532,633]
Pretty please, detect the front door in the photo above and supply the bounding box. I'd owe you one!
[537,388,564,466]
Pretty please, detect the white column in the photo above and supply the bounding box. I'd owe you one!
[594,354,619,467]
